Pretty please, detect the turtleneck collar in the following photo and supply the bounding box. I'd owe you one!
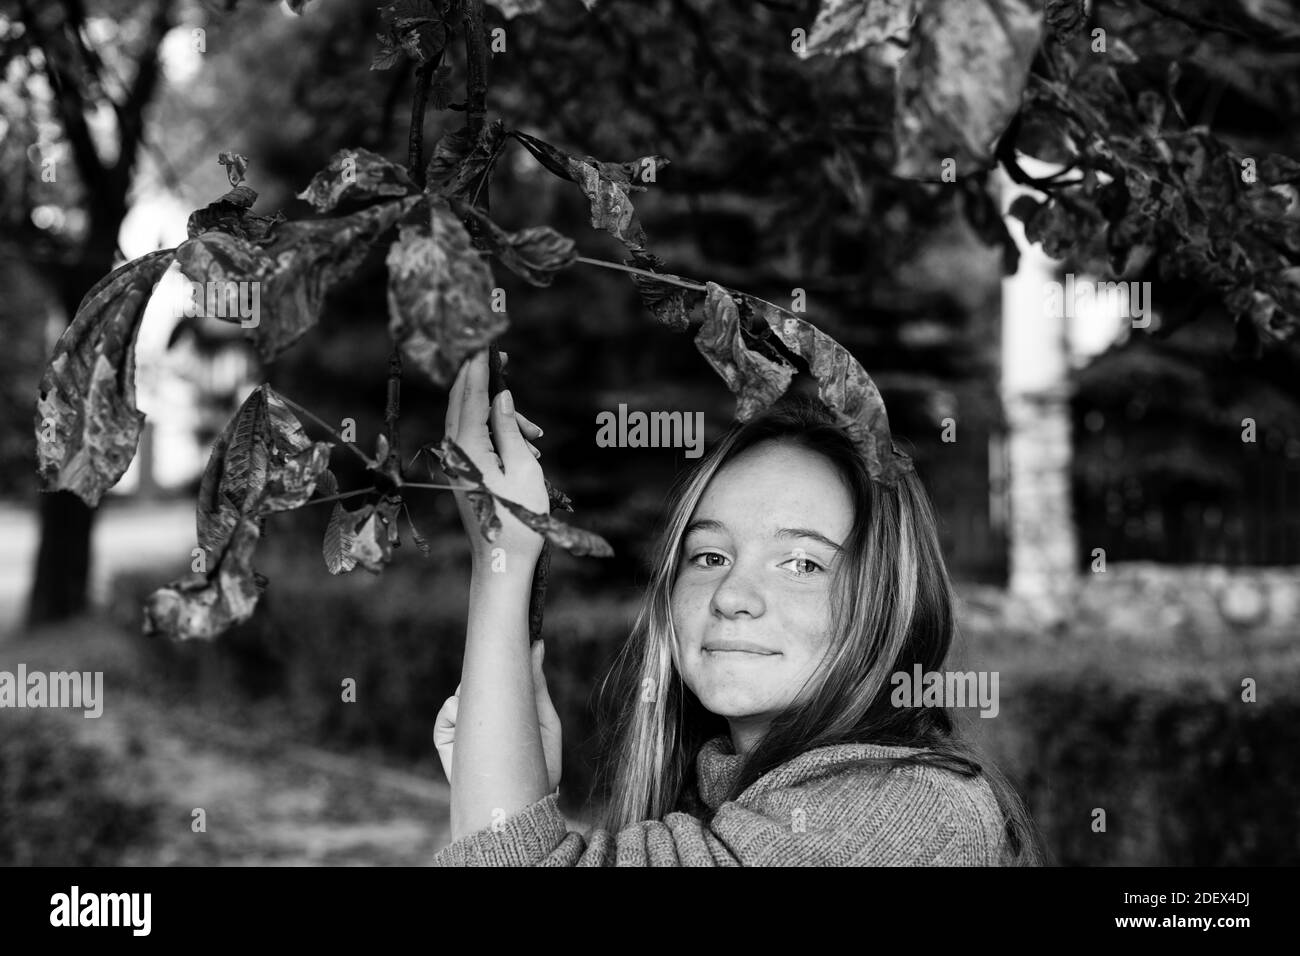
[694,735,746,810]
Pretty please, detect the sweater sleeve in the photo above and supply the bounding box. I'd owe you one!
[432,761,1009,867]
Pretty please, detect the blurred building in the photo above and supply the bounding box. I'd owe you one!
[112,264,256,499]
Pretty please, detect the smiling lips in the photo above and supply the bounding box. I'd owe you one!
[702,641,779,656]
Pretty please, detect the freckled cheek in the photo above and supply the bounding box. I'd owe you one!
[669,584,706,646]
[776,591,834,660]
[671,580,710,616]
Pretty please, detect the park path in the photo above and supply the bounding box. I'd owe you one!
[0,498,196,640]
[1,619,455,865]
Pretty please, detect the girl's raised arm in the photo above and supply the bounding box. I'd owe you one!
[443,350,552,840]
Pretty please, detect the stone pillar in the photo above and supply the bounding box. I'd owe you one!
[998,168,1078,629]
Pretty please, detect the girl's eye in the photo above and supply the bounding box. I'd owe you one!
[781,556,824,576]
[687,551,728,569]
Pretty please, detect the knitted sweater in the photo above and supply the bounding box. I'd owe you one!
[432,735,1011,866]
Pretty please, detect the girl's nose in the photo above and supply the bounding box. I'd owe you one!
[710,564,765,619]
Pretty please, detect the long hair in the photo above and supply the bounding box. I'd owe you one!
[591,392,1045,864]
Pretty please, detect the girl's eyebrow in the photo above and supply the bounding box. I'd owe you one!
[683,518,725,538]
[775,527,843,553]
[684,519,842,553]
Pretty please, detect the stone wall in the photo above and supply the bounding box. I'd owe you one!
[956,563,1300,645]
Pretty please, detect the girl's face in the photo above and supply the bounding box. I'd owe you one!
[671,441,853,754]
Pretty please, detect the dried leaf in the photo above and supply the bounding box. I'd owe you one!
[427,120,507,199]
[735,287,915,484]
[196,386,271,557]
[403,503,432,557]
[1045,0,1085,40]
[425,126,475,191]
[314,467,339,500]
[35,249,175,507]
[625,249,704,331]
[187,184,284,242]
[386,202,508,386]
[437,438,603,554]
[892,0,1043,178]
[494,494,614,558]
[174,230,271,303]
[143,515,265,641]
[349,495,402,572]
[323,502,360,574]
[252,196,421,363]
[371,36,402,70]
[297,147,418,212]
[436,435,485,484]
[375,0,448,67]
[568,155,668,253]
[449,196,577,286]
[196,384,334,557]
[694,282,796,421]
[467,489,502,543]
[509,129,669,253]
[797,0,918,59]
[218,151,250,186]
[545,478,573,513]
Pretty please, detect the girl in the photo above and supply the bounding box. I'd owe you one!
[432,348,1043,866]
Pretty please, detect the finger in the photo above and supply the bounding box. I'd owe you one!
[532,641,560,718]
[532,640,552,695]
[433,696,458,743]
[445,356,472,439]
[530,639,545,691]
[515,411,544,440]
[456,350,492,450]
[489,389,533,473]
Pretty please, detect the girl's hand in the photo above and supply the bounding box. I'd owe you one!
[433,639,563,793]
[443,349,549,569]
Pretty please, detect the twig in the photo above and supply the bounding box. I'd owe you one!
[575,254,709,292]
[300,487,378,507]
[408,56,437,189]
[463,0,489,136]
[278,394,378,469]
[463,0,548,642]
[388,46,442,487]
[384,346,403,481]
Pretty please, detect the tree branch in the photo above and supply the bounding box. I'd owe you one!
[108,0,175,201]
[389,48,445,486]
[463,0,549,643]
[574,254,708,292]
[407,55,437,188]
[20,0,110,203]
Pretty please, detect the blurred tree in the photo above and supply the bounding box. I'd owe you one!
[12,0,1300,634]
[1,0,176,627]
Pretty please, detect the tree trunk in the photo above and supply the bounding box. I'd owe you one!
[26,491,97,630]
[25,258,114,631]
